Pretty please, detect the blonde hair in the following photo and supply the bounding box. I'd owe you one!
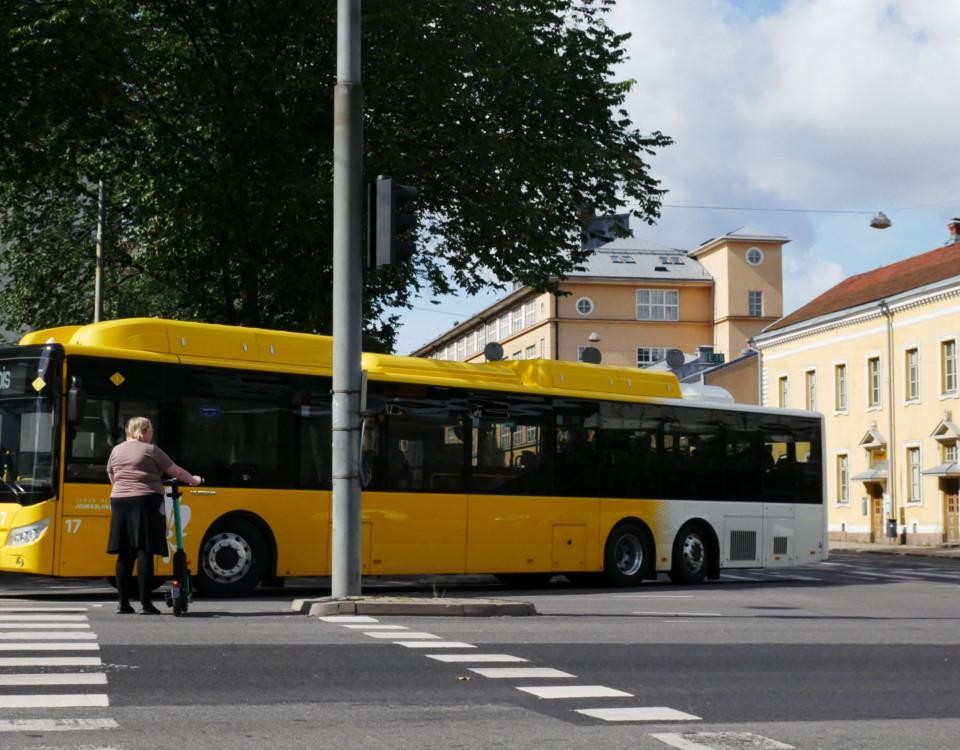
[125,417,153,440]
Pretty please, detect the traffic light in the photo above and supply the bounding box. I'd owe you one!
[367,175,418,269]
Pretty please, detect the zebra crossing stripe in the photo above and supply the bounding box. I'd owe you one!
[317,615,379,623]
[365,631,439,639]
[0,718,118,732]
[0,693,109,708]
[340,624,407,630]
[395,641,476,649]
[576,707,701,722]
[0,642,99,651]
[0,615,88,621]
[517,685,632,699]
[0,622,90,629]
[651,731,793,749]
[0,607,91,613]
[0,631,97,640]
[469,667,573,679]
[0,672,108,686]
[0,656,102,666]
[426,654,528,663]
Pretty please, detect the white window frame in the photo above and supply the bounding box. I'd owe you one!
[778,375,789,408]
[636,346,668,367]
[486,322,498,344]
[511,307,523,334]
[905,445,922,505]
[477,325,486,350]
[498,314,510,341]
[836,453,850,506]
[866,354,882,409]
[834,361,848,413]
[904,347,919,403]
[941,337,957,396]
[748,290,763,318]
[576,297,594,316]
[746,247,764,266]
[524,300,536,328]
[805,369,817,412]
[636,289,679,321]
[456,337,466,360]
[945,443,958,463]
[525,345,536,359]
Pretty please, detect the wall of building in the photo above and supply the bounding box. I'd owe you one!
[758,290,960,545]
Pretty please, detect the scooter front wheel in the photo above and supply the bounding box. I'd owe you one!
[172,597,186,617]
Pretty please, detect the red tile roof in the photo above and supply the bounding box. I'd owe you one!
[766,240,960,332]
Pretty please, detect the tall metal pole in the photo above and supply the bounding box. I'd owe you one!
[94,180,105,322]
[331,0,363,597]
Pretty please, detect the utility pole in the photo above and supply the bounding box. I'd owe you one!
[330,0,364,597]
[94,180,105,322]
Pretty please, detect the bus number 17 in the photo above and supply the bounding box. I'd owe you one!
[64,519,82,534]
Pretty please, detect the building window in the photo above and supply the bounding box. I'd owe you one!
[748,290,763,317]
[836,454,849,505]
[805,370,817,411]
[525,345,536,359]
[778,376,788,408]
[524,300,536,327]
[868,356,881,407]
[905,348,919,402]
[576,297,594,316]
[498,314,510,341]
[511,307,523,334]
[746,247,764,265]
[906,447,922,504]
[943,339,957,394]
[636,289,679,321]
[835,364,847,411]
[456,338,466,360]
[486,322,497,343]
[637,347,668,367]
[945,443,958,463]
[477,326,486,350]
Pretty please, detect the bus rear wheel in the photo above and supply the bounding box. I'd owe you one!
[195,519,268,597]
[603,523,653,586]
[668,524,710,585]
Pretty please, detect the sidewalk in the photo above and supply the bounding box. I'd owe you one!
[830,540,960,559]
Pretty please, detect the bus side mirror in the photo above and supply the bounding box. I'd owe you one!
[67,377,86,423]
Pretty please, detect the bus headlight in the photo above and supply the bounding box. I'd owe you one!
[6,519,50,547]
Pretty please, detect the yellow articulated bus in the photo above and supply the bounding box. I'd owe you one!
[0,318,825,594]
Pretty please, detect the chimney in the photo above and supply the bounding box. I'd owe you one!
[949,218,960,244]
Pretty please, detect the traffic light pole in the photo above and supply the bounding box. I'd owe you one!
[331,0,363,598]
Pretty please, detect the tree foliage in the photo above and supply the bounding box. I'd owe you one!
[0,0,670,349]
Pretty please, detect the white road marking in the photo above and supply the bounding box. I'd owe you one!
[365,631,439,640]
[0,672,108,686]
[0,631,97,640]
[0,656,102,666]
[0,642,99,651]
[395,641,476,649]
[517,685,632,699]
[426,654,528,663]
[0,718,119,732]
[576,707,701,722]
[0,607,90,613]
[632,611,722,618]
[340,624,407,630]
[0,693,109,708]
[0,615,88,621]
[0,623,90,629]
[469,667,574,679]
[317,615,379,623]
[651,731,793,749]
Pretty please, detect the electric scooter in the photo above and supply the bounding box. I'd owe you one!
[163,478,191,616]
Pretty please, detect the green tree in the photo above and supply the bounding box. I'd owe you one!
[0,0,670,350]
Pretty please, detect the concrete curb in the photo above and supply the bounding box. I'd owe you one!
[291,597,537,617]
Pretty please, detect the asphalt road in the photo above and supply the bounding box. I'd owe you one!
[0,553,958,749]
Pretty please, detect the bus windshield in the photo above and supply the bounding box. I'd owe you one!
[0,350,60,505]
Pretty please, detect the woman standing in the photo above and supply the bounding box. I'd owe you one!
[106,417,201,615]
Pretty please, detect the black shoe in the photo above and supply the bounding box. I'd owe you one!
[116,603,135,615]
[140,604,162,615]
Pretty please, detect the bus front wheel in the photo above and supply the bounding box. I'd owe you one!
[668,524,711,585]
[195,519,268,597]
[603,523,653,586]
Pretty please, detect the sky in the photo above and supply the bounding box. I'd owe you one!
[390,0,960,354]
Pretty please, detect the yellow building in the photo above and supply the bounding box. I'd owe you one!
[413,227,786,379]
[753,223,960,544]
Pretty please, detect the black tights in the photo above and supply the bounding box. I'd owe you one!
[115,549,154,607]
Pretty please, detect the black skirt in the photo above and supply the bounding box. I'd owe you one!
[106,494,168,555]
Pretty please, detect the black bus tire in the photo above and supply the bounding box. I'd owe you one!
[603,522,653,586]
[668,523,711,585]
[195,519,268,597]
